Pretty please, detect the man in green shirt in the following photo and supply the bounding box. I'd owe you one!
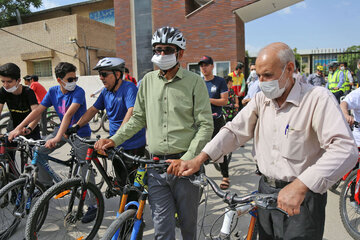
[95,26,213,239]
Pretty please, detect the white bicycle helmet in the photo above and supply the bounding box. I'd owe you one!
[93,57,125,72]
[151,26,186,50]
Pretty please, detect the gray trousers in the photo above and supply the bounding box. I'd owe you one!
[147,169,200,240]
[37,128,95,205]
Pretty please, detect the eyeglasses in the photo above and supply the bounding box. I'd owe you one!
[66,77,78,83]
[99,72,112,78]
[153,47,177,55]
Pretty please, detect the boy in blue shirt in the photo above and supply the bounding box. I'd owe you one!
[198,55,230,189]
[67,57,146,191]
[9,62,96,223]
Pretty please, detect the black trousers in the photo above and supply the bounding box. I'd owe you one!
[212,116,229,178]
[257,176,327,240]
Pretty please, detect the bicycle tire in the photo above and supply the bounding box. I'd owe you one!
[0,112,11,134]
[329,179,341,193]
[46,112,60,134]
[101,114,109,133]
[90,112,103,133]
[25,178,104,240]
[0,177,46,240]
[101,209,144,240]
[339,170,360,239]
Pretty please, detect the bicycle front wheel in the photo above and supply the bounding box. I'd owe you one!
[340,170,360,239]
[25,178,104,240]
[101,209,145,240]
[0,177,46,239]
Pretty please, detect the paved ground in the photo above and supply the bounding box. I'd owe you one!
[7,130,354,239]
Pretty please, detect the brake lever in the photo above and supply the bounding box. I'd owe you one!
[254,194,289,217]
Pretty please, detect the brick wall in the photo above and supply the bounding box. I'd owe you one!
[115,0,251,73]
[114,0,133,71]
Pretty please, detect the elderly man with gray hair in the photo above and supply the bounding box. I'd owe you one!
[168,42,358,239]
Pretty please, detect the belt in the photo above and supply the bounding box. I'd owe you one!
[151,152,185,160]
[263,176,291,189]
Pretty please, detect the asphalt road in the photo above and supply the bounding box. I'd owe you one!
[7,130,354,239]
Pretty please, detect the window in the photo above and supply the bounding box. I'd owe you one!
[188,63,201,75]
[185,0,212,16]
[33,60,52,77]
[301,56,308,64]
[214,61,230,78]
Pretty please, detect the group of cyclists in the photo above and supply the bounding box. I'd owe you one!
[1,25,360,240]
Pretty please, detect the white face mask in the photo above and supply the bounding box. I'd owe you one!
[250,70,257,78]
[340,66,345,70]
[259,65,288,100]
[151,53,177,70]
[61,79,76,91]
[3,81,19,93]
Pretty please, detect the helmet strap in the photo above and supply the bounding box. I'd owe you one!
[110,70,122,92]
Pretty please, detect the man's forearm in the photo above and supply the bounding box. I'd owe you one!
[210,98,227,106]
[77,106,98,127]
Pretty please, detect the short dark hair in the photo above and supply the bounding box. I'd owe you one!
[0,63,20,80]
[55,62,76,79]
[125,67,129,74]
[31,75,39,82]
[225,76,233,84]
[236,62,244,70]
[23,75,31,81]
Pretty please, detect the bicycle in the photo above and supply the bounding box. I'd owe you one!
[101,151,170,240]
[0,134,107,239]
[45,111,60,134]
[0,133,32,189]
[195,174,286,240]
[25,141,134,240]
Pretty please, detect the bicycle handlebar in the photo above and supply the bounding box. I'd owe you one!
[192,174,288,215]
[105,147,170,168]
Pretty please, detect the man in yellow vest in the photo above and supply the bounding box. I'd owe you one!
[326,61,345,103]
[340,62,353,95]
[228,63,246,97]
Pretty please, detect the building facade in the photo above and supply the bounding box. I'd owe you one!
[114,0,303,80]
[1,0,115,85]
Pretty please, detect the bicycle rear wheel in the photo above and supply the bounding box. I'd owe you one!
[339,170,360,239]
[101,114,109,133]
[25,178,104,240]
[0,177,46,239]
[101,209,145,240]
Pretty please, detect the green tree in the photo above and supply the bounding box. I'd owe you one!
[293,47,306,72]
[337,45,360,73]
[0,0,42,27]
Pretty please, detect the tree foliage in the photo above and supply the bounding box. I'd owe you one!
[0,0,42,27]
[337,45,360,72]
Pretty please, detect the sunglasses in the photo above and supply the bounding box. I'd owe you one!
[99,72,112,78]
[66,77,78,83]
[153,47,177,55]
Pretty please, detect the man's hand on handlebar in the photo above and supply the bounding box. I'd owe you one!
[345,115,355,126]
[8,127,26,141]
[277,178,308,217]
[166,159,183,176]
[94,139,115,155]
[167,152,208,176]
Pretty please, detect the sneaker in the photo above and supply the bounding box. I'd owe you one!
[350,201,360,213]
[82,206,97,223]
